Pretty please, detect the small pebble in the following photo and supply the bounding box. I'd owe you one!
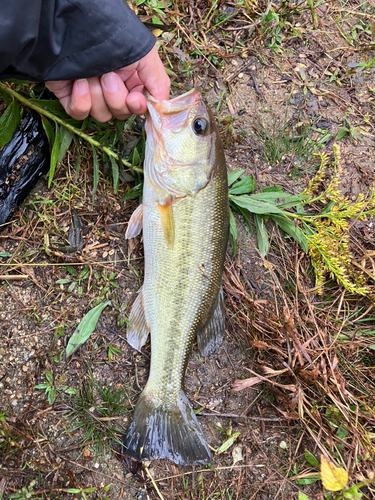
[22,365,28,372]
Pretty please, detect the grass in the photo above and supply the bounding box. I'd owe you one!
[1,0,375,498]
[62,374,132,456]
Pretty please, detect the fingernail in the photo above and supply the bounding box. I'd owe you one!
[102,72,119,92]
[76,79,89,95]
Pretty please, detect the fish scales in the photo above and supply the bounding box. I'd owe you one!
[123,88,229,465]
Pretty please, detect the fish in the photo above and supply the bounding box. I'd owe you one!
[122,88,229,465]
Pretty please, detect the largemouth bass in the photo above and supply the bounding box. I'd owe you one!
[122,88,229,465]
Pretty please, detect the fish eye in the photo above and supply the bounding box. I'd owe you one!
[192,117,208,135]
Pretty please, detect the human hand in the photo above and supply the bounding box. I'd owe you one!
[45,45,170,122]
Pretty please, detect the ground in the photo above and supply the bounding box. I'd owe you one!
[1,1,375,499]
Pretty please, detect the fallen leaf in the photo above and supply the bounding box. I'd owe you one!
[66,301,111,358]
[320,455,348,491]
[232,445,243,465]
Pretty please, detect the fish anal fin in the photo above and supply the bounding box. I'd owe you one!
[157,197,175,249]
[125,204,143,240]
[127,287,149,351]
[123,390,211,465]
[197,286,225,357]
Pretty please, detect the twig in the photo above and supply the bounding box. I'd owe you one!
[144,464,165,500]
[0,274,28,280]
[0,82,143,173]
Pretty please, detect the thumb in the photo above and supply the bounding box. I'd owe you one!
[136,45,170,101]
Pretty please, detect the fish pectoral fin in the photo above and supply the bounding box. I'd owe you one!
[157,198,175,249]
[197,285,225,357]
[127,287,149,351]
[125,204,143,239]
[122,390,211,465]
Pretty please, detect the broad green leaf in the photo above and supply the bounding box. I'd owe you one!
[57,126,74,163]
[92,146,99,206]
[0,87,13,105]
[320,455,348,491]
[270,214,309,253]
[250,192,303,203]
[229,175,256,195]
[229,209,238,256]
[228,169,245,186]
[230,195,285,215]
[66,301,111,358]
[305,450,319,468]
[217,432,240,454]
[0,99,20,148]
[110,156,119,194]
[230,201,251,229]
[254,214,269,256]
[0,252,12,258]
[48,123,61,187]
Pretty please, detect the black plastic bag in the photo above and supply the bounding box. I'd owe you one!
[0,109,50,229]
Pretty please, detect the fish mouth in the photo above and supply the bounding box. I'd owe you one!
[146,87,202,115]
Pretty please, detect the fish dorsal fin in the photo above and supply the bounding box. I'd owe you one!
[157,198,175,249]
[197,286,225,357]
[127,287,149,351]
[125,204,143,239]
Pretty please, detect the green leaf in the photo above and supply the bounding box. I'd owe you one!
[230,195,285,215]
[254,214,269,256]
[298,493,311,500]
[92,146,99,206]
[66,301,111,358]
[217,432,240,454]
[0,99,20,148]
[151,15,164,25]
[228,169,246,186]
[29,98,69,119]
[263,185,282,192]
[229,210,238,256]
[110,156,119,194]
[335,129,348,140]
[229,175,256,195]
[0,252,12,258]
[270,214,309,253]
[0,87,13,105]
[57,126,74,163]
[41,116,55,146]
[295,474,320,485]
[35,383,48,389]
[48,123,61,188]
[120,183,143,202]
[304,450,319,468]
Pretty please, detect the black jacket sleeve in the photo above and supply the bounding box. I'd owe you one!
[0,0,155,81]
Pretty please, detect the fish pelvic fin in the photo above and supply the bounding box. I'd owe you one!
[127,287,149,351]
[122,390,212,465]
[197,285,225,357]
[157,197,175,249]
[125,204,143,239]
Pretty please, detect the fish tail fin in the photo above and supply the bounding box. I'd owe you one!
[122,390,211,465]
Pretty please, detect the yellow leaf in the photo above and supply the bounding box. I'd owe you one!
[152,29,163,37]
[320,455,348,491]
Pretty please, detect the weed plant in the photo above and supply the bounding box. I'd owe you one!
[64,375,132,455]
